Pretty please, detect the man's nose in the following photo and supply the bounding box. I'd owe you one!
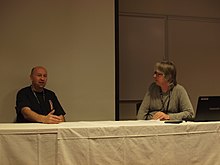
[40,76,45,80]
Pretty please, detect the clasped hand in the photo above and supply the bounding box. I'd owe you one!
[153,111,170,120]
[43,110,63,124]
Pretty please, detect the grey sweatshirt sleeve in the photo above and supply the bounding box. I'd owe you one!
[168,85,194,120]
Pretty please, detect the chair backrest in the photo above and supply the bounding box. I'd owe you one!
[136,101,142,114]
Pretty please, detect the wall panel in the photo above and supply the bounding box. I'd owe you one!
[168,18,220,109]
[119,15,165,100]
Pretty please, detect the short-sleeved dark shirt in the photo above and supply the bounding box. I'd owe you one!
[16,86,66,123]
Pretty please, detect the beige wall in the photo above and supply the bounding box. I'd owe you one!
[0,0,115,122]
[119,0,220,120]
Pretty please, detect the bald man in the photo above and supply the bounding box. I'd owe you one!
[16,66,66,124]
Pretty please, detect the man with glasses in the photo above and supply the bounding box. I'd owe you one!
[137,61,194,120]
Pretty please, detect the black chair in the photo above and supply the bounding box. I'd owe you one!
[136,101,142,114]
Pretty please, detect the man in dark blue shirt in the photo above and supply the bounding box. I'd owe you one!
[16,66,66,124]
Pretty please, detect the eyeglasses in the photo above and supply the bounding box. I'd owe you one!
[154,71,164,77]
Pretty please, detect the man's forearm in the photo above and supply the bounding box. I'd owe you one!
[21,107,46,123]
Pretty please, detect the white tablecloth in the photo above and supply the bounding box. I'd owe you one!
[1,121,220,165]
[0,123,58,165]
